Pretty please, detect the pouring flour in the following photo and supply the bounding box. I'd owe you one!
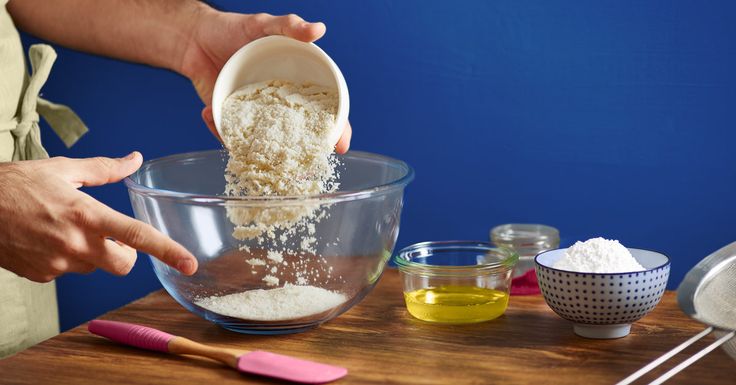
[194,79,347,320]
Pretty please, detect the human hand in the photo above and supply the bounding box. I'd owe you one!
[178,8,352,153]
[0,153,198,282]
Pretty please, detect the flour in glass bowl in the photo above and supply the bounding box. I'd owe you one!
[553,237,645,273]
[194,80,345,321]
[196,284,346,321]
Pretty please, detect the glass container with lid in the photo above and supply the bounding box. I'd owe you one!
[490,224,560,279]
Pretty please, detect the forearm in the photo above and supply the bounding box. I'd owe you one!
[7,0,209,73]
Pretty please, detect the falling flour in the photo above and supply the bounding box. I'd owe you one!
[209,80,344,320]
[195,284,347,321]
[266,251,284,264]
[221,80,339,247]
[553,237,645,273]
[245,258,266,266]
[262,275,279,286]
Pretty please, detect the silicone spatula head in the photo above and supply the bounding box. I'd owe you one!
[237,350,347,384]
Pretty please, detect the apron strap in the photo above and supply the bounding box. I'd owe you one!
[9,44,88,161]
[37,97,88,148]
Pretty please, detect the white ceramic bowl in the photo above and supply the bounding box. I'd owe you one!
[211,35,349,146]
[535,248,670,339]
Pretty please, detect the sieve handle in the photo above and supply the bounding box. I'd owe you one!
[648,330,735,385]
[616,326,713,385]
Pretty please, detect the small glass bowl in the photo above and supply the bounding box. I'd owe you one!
[393,241,518,324]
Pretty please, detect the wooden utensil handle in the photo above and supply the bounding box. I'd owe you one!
[89,320,244,369]
[168,337,242,369]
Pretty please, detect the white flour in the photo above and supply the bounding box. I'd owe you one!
[245,258,266,266]
[266,251,284,264]
[262,275,279,286]
[212,80,344,318]
[221,80,339,248]
[195,285,347,321]
[553,237,645,273]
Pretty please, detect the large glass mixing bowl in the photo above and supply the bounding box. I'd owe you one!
[125,149,413,334]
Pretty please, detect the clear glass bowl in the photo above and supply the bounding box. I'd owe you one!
[393,241,518,324]
[124,149,413,334]
[491,223,560,278]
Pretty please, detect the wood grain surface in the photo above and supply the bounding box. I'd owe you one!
[0,269,733,385]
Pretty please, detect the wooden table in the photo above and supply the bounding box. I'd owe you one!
[1,269,733,384]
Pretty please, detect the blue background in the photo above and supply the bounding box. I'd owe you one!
[20,1,736,331]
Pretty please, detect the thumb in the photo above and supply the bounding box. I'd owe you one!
[259,14,326,43]
[335,121,352,154]
[202,106,222,143]
[61,152,143,188]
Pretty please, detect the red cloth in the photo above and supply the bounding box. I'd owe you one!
[511,269,540,295]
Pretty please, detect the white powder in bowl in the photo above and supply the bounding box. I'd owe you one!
[195,284,347,321]
[222,80,338,197]
[221,80,339,245]
[553,237,645,273]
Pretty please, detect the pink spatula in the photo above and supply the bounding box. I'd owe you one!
[88,320,347,384]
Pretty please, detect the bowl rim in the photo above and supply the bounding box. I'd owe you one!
[124,149,414,205]
[393,240,519,275]
[535,247,671,275]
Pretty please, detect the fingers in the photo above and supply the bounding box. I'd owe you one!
[86,239,138,276]
[24,255,95,282]
[57,152,143,188]
[260,14,326,42]
[335,121,352,154]
[73,237,136,276]
[58,258,97,275]
[202,106,222,142]
[90,201,198,275]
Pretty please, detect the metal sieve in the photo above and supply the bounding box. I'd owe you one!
[617,241,736,385]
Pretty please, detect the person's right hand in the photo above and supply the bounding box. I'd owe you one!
[0,152,198,283]
[177,8,353,154]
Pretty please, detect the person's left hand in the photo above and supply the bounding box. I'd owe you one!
[179,9,352,153]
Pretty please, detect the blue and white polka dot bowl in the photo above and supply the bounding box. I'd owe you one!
[535,248,670,339]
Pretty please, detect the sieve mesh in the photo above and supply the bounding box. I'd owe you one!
[618,249,736,385]
[688,254,736,361]
[693,261,736,330]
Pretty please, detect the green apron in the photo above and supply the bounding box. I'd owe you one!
[0,0,88,358]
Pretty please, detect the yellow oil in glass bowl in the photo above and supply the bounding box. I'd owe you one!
[403,285,509,323]
[394,241,517,324]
